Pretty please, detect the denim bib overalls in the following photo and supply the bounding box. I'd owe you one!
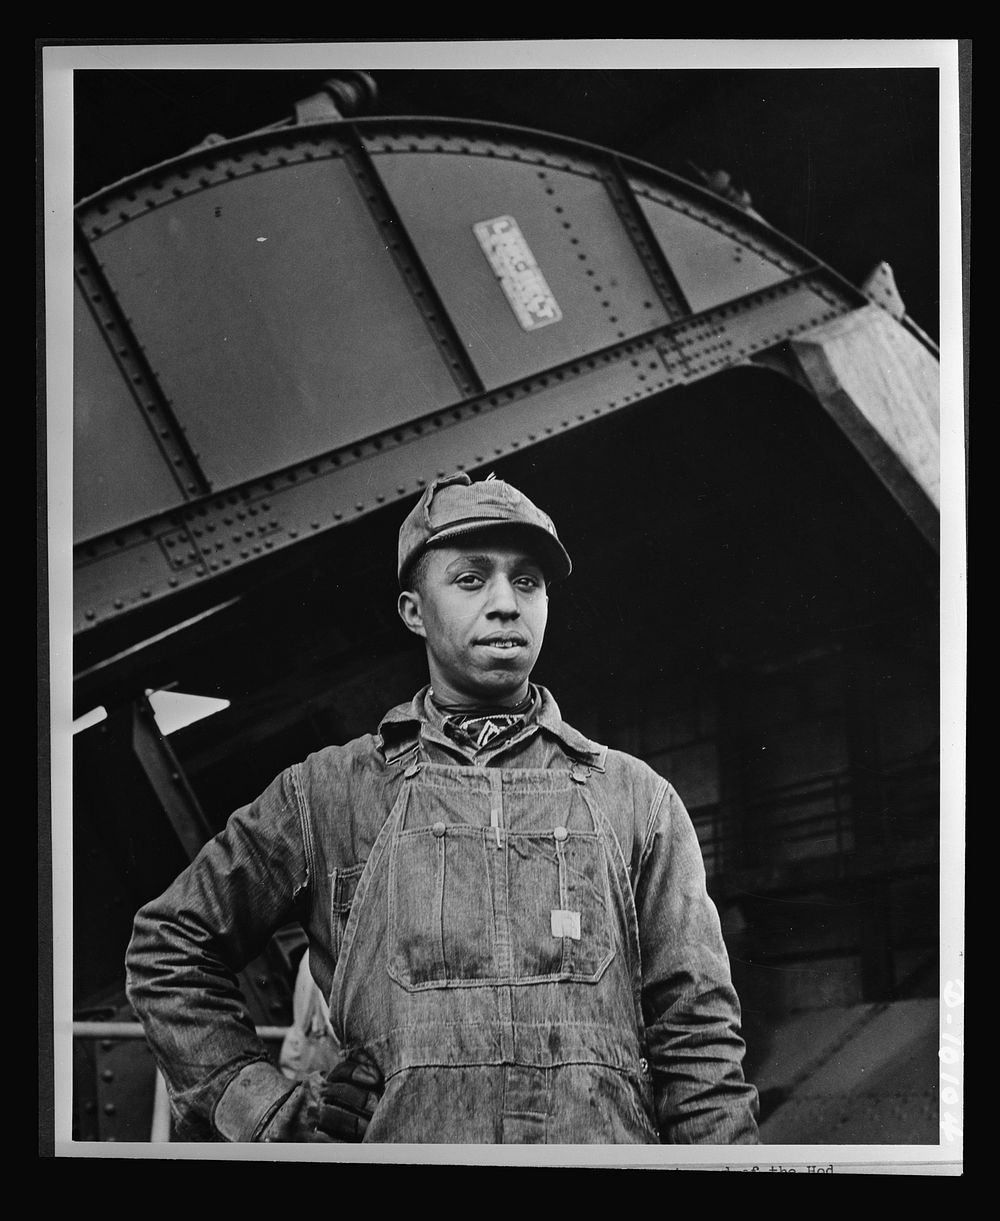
[126,688,759,1143]
[328,747,661,1143]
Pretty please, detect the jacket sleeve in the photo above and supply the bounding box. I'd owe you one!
[125,766,317,1141]
[634,779,760,1144]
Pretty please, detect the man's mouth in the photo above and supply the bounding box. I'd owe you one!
[476,633,528,650]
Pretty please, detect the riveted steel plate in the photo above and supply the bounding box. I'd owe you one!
[89,159,458,492]
[370,151,671,389]
[74,117,930,640]
[75,530,199,631]
[92,1036,158,1142]
[72,277,857,634]
[73,285,186,543]
[72,345,658,631]
[632,180,803,315]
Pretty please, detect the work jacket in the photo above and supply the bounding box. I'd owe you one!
[126,686,759,1144]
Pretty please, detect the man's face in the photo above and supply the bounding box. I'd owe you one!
[398,531,549,707]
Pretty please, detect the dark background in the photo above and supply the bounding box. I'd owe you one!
[69,57,944,343]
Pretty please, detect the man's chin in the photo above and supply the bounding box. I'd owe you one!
[467,665,531,703]
[480,671,529,692]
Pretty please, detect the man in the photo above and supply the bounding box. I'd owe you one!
[126,472,759,1144]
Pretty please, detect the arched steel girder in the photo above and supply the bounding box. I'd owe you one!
[71,116,939,646]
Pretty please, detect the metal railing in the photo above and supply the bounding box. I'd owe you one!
[692,757,938,879]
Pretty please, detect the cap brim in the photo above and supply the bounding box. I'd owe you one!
[407,520,572,584]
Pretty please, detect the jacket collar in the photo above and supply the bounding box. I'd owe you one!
[377,684,606,769]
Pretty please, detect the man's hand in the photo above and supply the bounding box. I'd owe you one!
[314,1056,384,1142]
[254,1055,384,1142]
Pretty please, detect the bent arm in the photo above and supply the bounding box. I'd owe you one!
[125,767,314,1140]
[635,782,760,1144]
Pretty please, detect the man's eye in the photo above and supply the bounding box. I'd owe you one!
[455,573,484,587]
[515,576,542,592]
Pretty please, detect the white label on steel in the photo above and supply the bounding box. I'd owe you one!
[473,215,562,332]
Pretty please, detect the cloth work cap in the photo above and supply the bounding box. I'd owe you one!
[398,472,572,585]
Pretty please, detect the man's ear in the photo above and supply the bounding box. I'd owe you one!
[397,589,427,639]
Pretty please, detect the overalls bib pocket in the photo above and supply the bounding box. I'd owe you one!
[386,767,617,990]
[388,823,498,987]
[507,829,616,982]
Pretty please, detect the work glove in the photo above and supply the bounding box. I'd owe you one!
[219,1052,383,1143]
[313,1055,384,1141]
[255,1056,383,1142]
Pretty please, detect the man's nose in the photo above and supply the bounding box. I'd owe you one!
[485,575,520,617]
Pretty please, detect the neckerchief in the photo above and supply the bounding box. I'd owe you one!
[431,691,534,754]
